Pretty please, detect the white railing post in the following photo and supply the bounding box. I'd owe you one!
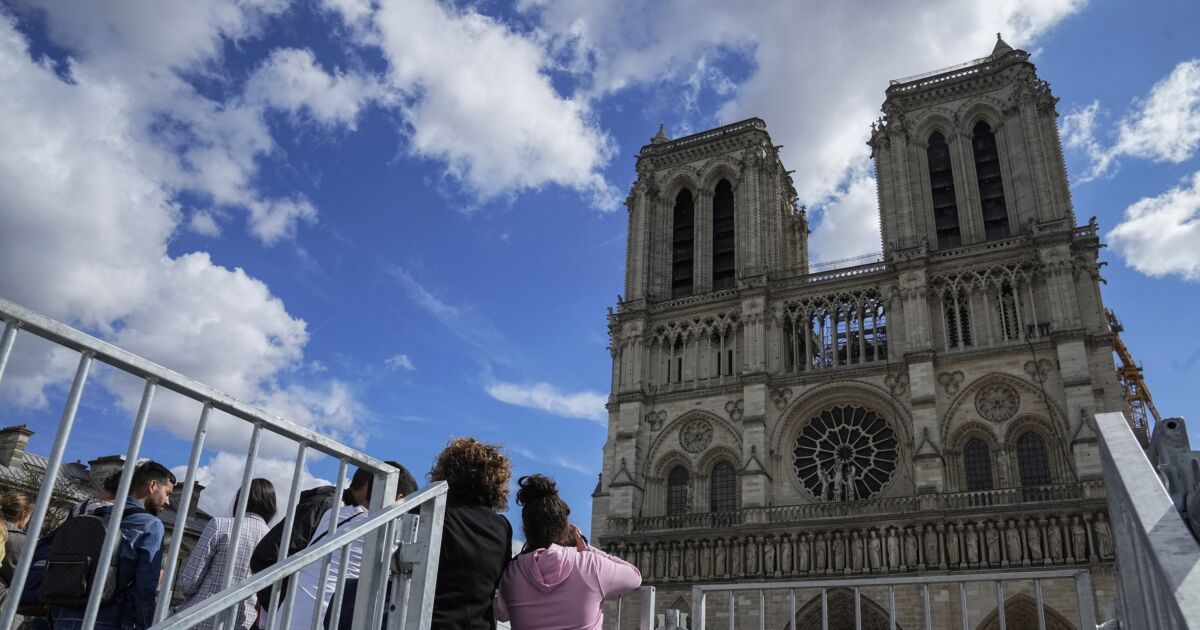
[1095,411,1200,629]
[690,585,706,630]
[639,586,656,630]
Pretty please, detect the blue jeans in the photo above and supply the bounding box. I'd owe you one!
[52,617,123,630]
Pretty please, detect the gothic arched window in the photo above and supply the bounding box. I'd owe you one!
[927,132,961,249]
[944,287,973,349]
[1016,432,1051,486]
[972,121,1010,240]
[710,461,737,512]
[963,438,994,491]
[667,465,690,515]
[672,190,695,298]
[712,179,736,291]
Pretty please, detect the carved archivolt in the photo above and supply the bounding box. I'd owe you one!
[647,410,742,474]
[940,372,1067,444]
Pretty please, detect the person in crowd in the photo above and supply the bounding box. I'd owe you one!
[428,438,513,630]
[495,475,640,630]
[52,460,175,630]
[286,462,418,630]
[0,490,33,588]
[176,478,277,629]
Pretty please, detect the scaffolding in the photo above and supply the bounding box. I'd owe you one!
[1106,309,1160,442]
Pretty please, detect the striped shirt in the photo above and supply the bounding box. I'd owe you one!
[177,513,269,630]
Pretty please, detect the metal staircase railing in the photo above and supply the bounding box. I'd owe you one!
[0,296,446,630]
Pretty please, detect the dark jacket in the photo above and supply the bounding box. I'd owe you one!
[250,485,355,605]
[1,521,26,587]
[431,497,513,630]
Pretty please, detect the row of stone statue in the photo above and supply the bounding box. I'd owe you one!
[605,511,1113,581]
[816,463,862,502]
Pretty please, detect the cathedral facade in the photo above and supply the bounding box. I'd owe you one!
[594,38,1123,629]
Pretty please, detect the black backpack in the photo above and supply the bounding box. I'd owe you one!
[37,506,147,607]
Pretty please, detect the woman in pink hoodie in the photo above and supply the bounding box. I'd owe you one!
[496,475,641,630]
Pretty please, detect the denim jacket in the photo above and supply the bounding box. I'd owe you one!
[52,496,165,629]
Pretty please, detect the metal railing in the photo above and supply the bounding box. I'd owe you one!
[0,296,447,630]
[689,570,1096,630]
[610,585,656,630]
[1095,411,1200,629]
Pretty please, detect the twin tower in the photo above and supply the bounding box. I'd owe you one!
[596,37,1123,625]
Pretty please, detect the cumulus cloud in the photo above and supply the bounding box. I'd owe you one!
[1107,171,1200,281]
[177,451,332,519]
[807,166,883,263]
[522,0,1085,254]
[0,11,363,461]
[1063,60,1200,180]
[340,0,619,209]
[245,48,385,128]
[385,354,416,371]
[486,381,606,424]
[188,211,223,237]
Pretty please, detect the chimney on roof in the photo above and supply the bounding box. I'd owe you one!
[170,481,205,520]
[87,455,125,493]
[0,425,34,468]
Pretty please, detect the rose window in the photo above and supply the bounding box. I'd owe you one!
[792,405,897,501]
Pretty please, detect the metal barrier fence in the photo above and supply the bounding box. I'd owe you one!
[611,585,656,630]
[0,296,447,630]
[688,569,1096,630]
[1094,411,1200,629]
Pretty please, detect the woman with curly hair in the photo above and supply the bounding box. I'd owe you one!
[429,438,514,630]
[495,475,640,630]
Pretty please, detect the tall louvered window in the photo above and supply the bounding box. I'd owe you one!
[927,132,961,248]
[972,121,1010,240]
[672,190,695,298]
[712,179,736,290]
[1017,432,1051,486]
[710,461,737,512]
[667,466,690,515]
[963,438,994,490]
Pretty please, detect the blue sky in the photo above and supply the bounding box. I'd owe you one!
[0,0,1198,534]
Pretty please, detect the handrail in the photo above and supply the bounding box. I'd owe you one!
[0,296,390,470]
[154,482,448,630]
[1095,412,1200,629]
[688,569,1096,630]
[0,296,441,630]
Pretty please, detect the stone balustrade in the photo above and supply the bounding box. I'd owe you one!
[607,481,1104,534]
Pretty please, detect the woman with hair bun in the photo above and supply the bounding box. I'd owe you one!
[496,474,641,630]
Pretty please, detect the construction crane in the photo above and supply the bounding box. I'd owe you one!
[1106,308,1161,441]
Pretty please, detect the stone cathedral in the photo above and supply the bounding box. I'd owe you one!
[594,38,1124,629]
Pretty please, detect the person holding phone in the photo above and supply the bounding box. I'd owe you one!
[495,475,641,630]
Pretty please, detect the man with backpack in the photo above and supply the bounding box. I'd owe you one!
[48,461,175,630]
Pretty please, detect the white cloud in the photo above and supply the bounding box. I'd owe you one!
[807,166,882,263]
[521,0,1085,249]
[245,48,384,129]
[385,354,416,371]
[486,381,606,424]
[509,445,596,476]
[357,0,619,209]
[1063,60,1200,180]
[1107,171,1200,281]
[247,197,319,245]
[177,451,332,519]
[0,12,365,458]
[188,211,223,237]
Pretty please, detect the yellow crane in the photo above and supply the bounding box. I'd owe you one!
[1106,308,1161,440]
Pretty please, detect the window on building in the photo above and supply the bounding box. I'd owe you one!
[963,438,994,491]
[997,283,1021,341]
[972,121,1010,240]
[1017,432,1051,486]
[667,466,689,515]
[710,461,737,512]
[712,179,736,290]
[672,190,695,298]
[944,288,973,348]
[927,132,961,249]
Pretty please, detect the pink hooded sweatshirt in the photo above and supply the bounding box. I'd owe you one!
[495,544,642,630]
